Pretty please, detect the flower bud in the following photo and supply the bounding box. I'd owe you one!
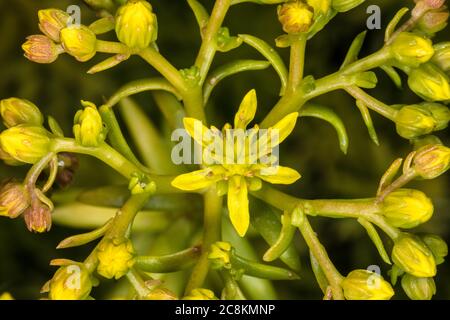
[145,288,178,300]
[432,42,450,73]
[38,9,70,42]
[0,125,52,164]
[208,241,232,270]
[395,104,435,139]
[22,35,59,64]
[115,0,158,50]
[0,292,13,300]
[128,173,156,195]
[408,63,450,101]
[184,288,218,300]
[306,0,331,16]
[341,270,394,300]
[278,1,314,34]
[73,101,105,147]
[390,32,434,67]
[401,274,436,300]
[0,98,43,128]
[49,264,92,300]
[392,234,436,277]
[420,234,448,264]
[0,181,29,219]
[331,0,365,12]
[23,202,52,233]
[60,26,97,62]
[97,238,135,280]
[421,102,450,130]
[412,144,450,179]
[382,189,433,229]
[0,146,23,166]
[416,7,449,35]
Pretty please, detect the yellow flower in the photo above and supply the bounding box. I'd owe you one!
[171,90,301,237]
[97,238,135,280]
[0,125,52,164]
[341,269,394,300]
[73,101,106,147]
[278,1,314,34]
[49,264,92,300]
[115,0,158,50]
[183,288,218,300]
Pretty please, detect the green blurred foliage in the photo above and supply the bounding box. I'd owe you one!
[0,0,448,299]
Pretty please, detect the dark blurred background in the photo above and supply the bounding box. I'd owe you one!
[0,0,449,299]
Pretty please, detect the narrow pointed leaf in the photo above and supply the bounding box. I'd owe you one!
[187,0,210,36]
[340,31,367,69]
[300,103,349,154]
[358,218,391,265]
[385,7,410,42]
[380,65,402,89]
[263,211,297,262]
[355,100,379,146]
[57,219,113,249]
[377,158,403,196]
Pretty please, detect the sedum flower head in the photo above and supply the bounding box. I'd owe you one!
[184,288,218,300]
[73,101,106,147]
[171,90,300,237]
[115,0,158,50]
[97,238,135,280]
[0,125,52,164]
[394,104,436,139]
[401,274,436,300]
[278,1,315,34]
[382,188,433,229]
[22,35,59,64]
[392,234,436,278]
[0,98,43,128]
[390,32,434,68]
[331,0,366,12]
[420,234,448,265]
[60,25,97,62]
[412,144,450,179]
[407,63,450,101]
[38,8,70,42]
[341,269,394,300]
[0,181,29,219]
[49,264,92,300]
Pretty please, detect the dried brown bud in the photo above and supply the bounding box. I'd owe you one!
[0,180,29,218]
[24,202,52,233]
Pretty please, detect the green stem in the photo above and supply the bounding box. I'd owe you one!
[138,47,189,96]
[297,215,344,299]
[345,86,398,121]
[194,0,233,84]
[185,188,223,294]
[286,35,307,95]
[96,40,130,54]
[135,246,202,273]
[126,268,151,298]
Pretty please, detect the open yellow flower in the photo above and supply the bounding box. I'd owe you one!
[172,90,301,237]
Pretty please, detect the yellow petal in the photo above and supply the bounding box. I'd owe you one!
[227,176,250,237]
[234,89,257,129]
[171,167,221,191]
[270,112,299,146]
[256,165,301,184]
[183,117,212,147]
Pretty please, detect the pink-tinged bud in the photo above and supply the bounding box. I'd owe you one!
[22,35,59,64]
[23,202,52,233]
[0,181,29,218]
[38,9,70,42]
[417,7,449,35]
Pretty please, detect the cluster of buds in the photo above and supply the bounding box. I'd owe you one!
[391,233,447,300]
[23,8,99,63]
[394,102,450,139]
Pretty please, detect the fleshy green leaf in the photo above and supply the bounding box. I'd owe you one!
[358,218,392,265]
[377,158,403,196]
[310,251,328,294]
[380,65,402,89]
[385,7,410,42]
[355,99,379,146]
[187,0,210,37]
[340,31,367,69]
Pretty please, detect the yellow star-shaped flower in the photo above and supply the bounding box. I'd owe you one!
[171,90,301,237]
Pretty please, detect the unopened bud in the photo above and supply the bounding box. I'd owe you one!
[73,101,105,147]
[0,181,29,218]
[392,234,436,278]
[97,238,135,280]
[416,7,449,35]
[331,0,365,13]
[401,273,436,300]
[49,264,92,300]
[420,234,448,264]
[38,9,70,42]
[60,26,97,62]
[390,32,434,67]
[115,0,158,50]
[0,98,43,128]
[408,63,450,101]
[412,144,450,179]
[395,104,435,139]
[23,202,52,233]
[184,288,218,300]
[341,269,394,300]
[22,35,59,64]
[278,1,314,34]
[432,42,450,73]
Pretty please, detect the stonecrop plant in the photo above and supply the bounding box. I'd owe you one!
[1,0,450,300]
